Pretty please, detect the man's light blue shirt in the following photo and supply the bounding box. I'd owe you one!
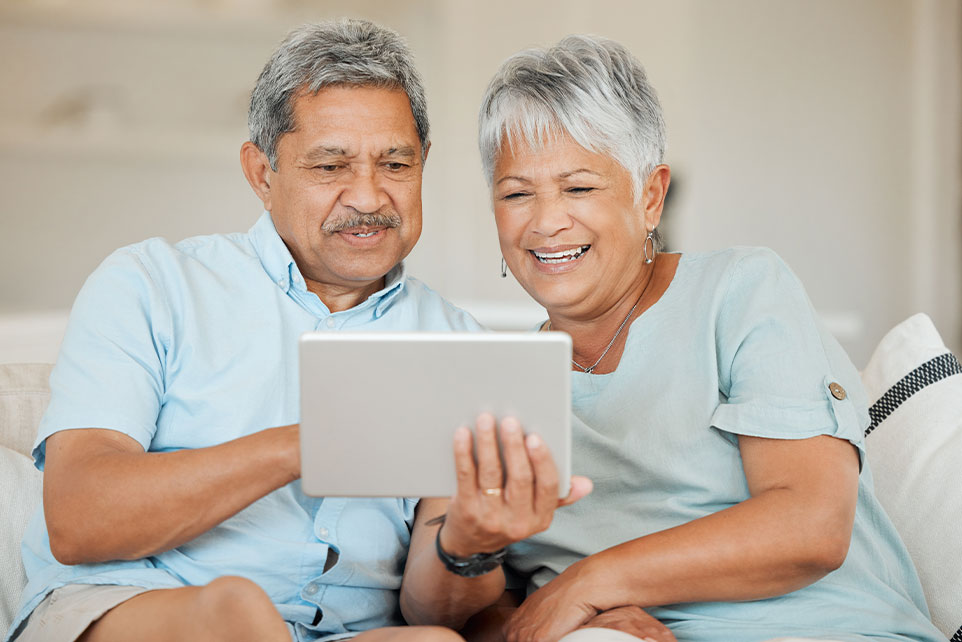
[9,212,481,642]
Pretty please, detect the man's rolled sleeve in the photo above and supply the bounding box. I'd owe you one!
[34,245,171,467]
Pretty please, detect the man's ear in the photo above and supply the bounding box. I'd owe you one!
[642,164,671,231]
[421,141,431,166]
[240,141,274,211]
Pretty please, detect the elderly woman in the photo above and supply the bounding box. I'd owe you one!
[400,35,944,642]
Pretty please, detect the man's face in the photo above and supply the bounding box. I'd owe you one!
[263,86,425,302]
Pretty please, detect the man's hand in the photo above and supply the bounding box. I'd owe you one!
[579,606,675,642]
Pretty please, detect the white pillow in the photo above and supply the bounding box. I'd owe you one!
[0,445,42,635]
[860,313,962,641]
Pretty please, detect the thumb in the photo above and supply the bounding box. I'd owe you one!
[558,475,593,507]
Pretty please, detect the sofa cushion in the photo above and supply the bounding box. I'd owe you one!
[860,313,962,640]
[0,363,52,457]
[0,445,43,635]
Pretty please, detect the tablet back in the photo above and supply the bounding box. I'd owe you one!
[299,332,571,497]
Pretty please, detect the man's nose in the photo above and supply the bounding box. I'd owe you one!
[340,168,389,214]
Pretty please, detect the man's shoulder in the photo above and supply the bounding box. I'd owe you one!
[397,275,483,331]
[102,231,255,277]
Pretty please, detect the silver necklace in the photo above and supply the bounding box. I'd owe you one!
[548,290,644,374]
[571,296,640,373]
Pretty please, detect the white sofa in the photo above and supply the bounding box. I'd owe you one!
[1,315,960,640]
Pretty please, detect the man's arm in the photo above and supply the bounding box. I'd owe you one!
[43,424,300,565]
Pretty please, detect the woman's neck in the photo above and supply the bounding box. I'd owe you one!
[545,253,680,374]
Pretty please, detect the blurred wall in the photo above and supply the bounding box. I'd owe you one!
[0,0,960,365]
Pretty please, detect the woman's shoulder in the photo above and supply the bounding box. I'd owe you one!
[671,246,791,293]
[680,246,788,271]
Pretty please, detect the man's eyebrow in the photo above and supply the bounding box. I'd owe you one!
[384,146,418,159]
[302,146,349,162]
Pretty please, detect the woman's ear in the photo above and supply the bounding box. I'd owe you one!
[643,164,671,230]
[240,141,274,211]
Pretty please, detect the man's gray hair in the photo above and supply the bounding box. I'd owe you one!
[478,34,666,201]
[249,19,429,170]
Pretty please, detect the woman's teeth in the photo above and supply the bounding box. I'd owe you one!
[532,245,590,264]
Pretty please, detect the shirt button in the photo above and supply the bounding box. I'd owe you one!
[304,582,319,596]
[829,382,847,400]
[318,527,330,538]
[326,318,336,328]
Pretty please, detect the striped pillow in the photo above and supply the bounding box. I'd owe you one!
[861,313,962,641]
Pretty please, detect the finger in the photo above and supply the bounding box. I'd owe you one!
[526,433,560,516]
[500,416,534,505]
[453,425,479,501]
[558,475,593,508]
[474,412,504,494]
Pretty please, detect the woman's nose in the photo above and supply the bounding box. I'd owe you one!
[529,193,573,236]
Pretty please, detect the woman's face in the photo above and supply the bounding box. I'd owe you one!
[492,133,657,317]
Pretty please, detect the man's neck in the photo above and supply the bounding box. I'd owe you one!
[305,276,387,313]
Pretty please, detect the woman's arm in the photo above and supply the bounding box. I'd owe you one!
[503,433,860,642]
[399,414,591,629]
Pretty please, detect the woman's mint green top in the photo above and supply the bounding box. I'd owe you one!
[507,248,942,642]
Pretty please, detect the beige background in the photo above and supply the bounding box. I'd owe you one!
[0,0,960,365]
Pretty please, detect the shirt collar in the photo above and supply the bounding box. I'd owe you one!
[249,211,407,315]
[249,211,296,289]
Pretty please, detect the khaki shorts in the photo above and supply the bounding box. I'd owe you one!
[12,583,151,642]
[13,583,300,642]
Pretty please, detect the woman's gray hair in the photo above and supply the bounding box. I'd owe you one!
[478,34,666,201]
[249,19,430,170]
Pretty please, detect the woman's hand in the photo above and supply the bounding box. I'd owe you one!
[579,606,676,642]
[501,560,599,642]
[439,413,592,557]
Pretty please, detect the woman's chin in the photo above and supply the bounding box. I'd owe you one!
[519,280,592,317]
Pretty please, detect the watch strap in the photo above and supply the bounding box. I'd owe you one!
[435,527,507,578]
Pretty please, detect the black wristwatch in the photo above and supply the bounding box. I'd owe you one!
[435,527,507,578]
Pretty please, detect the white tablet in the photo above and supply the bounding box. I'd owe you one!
[299,332,571,498]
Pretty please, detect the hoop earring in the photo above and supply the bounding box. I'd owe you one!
[643,230,655,265]
[500,257,507,278]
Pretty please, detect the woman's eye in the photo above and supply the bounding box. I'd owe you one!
[502,192,529,201]
[567,186,595,194]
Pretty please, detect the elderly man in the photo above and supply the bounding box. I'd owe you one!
[6,19,476,642]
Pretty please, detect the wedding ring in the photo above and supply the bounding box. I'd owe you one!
[482,488,503,497]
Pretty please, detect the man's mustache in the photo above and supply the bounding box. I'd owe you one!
[321,211,402,233]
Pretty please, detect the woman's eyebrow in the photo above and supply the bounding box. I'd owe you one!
[495,175,532,186]
[558,168,602,179]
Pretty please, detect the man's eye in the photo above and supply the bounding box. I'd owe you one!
[314,165,341,172]
[384,162,409,171]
